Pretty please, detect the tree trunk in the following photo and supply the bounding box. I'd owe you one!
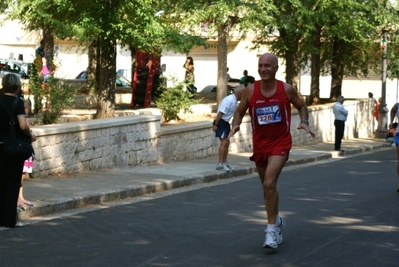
[42,26,54,59]
[216,23,230,105]
[310,28,321,105]
[87,39,98,93]
[95,38,116,119]
[330,38,345,100]
[280,28,300,90]
[216,16,237,105]
[285,51,299,90]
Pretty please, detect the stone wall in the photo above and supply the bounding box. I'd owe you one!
[30,99,375,177]
[32,116,161,177]
[229,99,374,152]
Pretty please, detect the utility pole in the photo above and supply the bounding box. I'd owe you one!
[375,30,389,138]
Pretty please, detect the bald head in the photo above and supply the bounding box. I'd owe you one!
[233,85,244,100]
[259,53,278,67]
[234,85,245,94]
[258,53,279,81]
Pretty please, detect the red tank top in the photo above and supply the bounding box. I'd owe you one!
[249,80,292,154]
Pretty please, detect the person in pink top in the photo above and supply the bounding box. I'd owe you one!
[229,53,316,249]
[41,54,51,83]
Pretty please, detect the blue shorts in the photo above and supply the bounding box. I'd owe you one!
[215,119,230,139]
[42,74,50,83]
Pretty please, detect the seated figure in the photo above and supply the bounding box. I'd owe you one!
[386,122,398,145]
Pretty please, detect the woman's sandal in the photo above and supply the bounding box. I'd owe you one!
[21,199,34,206]
[17,200,26,210]
[23,200,34,206]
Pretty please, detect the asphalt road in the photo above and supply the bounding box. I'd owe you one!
[1,149,398,267]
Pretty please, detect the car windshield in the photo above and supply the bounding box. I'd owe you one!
[116,75,130,87]
[76,71,131,87]
[75,71,88,79]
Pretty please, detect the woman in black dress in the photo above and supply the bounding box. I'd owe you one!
[0,74,33,228]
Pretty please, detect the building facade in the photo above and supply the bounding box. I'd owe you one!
[1,16,398,111]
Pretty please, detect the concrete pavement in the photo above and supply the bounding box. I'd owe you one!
[18,138,392,220]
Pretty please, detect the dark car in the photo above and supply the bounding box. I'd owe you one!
[75,71,131,89]
[201,78,242,95]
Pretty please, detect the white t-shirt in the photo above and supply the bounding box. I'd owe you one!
[217,94,238,122]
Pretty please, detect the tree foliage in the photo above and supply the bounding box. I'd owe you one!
[162,0,276,104]
[251,0,399,104]
[5,0,206,118]
[4,0,399,109]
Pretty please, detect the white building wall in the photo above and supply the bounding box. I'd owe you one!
[160,51,187,87]
[0,16,40,62]
[54,44,88,79]
[1,17,396,107]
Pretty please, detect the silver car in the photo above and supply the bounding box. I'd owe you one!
[0,59,30,79]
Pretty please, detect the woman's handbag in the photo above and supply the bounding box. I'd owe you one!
[4,135,33,160]
[0,98,33,160]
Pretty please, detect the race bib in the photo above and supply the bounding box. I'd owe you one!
[256,105,281,125]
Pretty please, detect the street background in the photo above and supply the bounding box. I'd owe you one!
[0,141,398,267]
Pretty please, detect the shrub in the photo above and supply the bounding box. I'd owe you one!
[29,71,76,124]
[41,110,61,124]
[155,76,199,122]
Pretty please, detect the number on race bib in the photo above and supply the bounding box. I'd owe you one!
[256,105,281,125]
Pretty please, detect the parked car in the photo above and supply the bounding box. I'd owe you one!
[117,69,132,82]
[0,58,30,79]
[201,78,242,94]
[75,71,131,90]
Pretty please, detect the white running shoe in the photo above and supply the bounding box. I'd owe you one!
[263,229,279,249]
[276,217,286,245]
[216,163,224,171]
[222,162,232,172]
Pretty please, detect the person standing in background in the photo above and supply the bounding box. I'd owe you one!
[332,96,348,152]
[0,74,34,228]
[213,85,244,172]
[374,97,382,122]
[183,57,196,94]
[240,70,249,86]
[369,92,378,132]
[35,40,44,58]
[240,70,255,87]
[368,92,377,105]
[226,67,231,81]
[41,53,51,83]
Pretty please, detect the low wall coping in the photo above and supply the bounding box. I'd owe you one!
[32,115,161,136]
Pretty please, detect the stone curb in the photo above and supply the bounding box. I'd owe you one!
[18,143,389,220]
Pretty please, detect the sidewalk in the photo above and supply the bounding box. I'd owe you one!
[19,138,392,220]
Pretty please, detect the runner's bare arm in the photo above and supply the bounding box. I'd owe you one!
[285,84,316,138]
[390,103,398,127]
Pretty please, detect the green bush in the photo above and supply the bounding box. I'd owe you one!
[29,64,42,115]
[155,77,199,122]
[41,110,61,124]
[29,72,76,124]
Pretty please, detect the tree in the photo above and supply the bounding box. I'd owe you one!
[252,0,399,105]
[250,0,302,90]
[6,0,205,118]
[163,0,276,104]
